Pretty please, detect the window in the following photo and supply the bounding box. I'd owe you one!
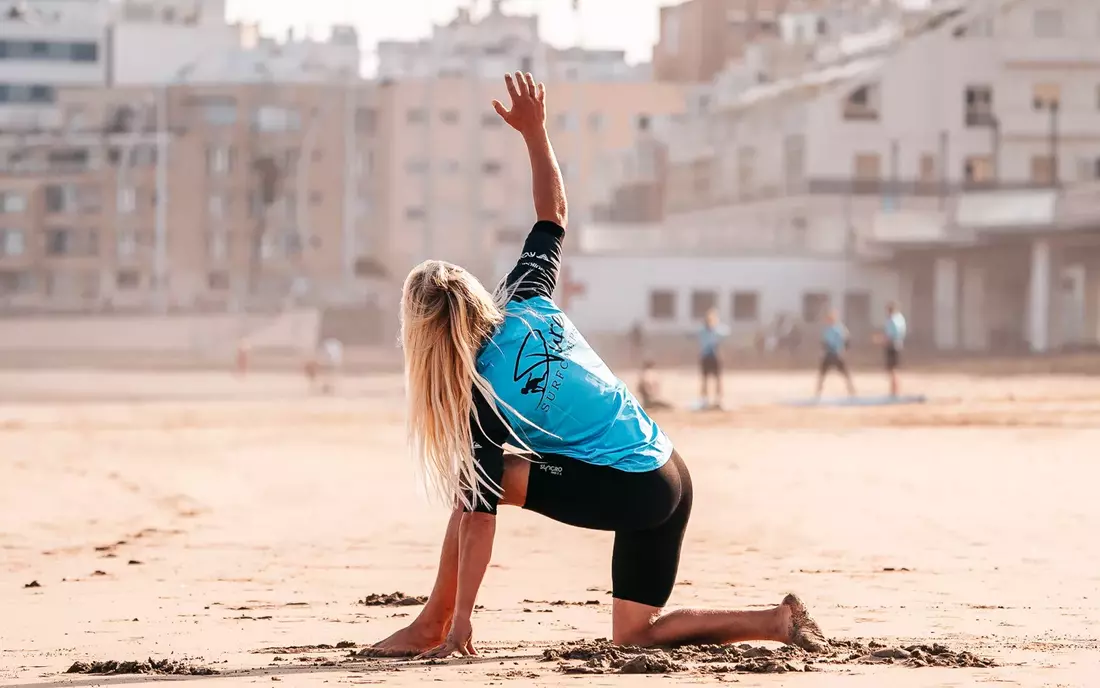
[44,184,77,213]
[964,85,994,127]
[48,148,90,173]
[355,108,377,134]
[843,84,879,120]
[1033,83,1060,110]
[406,108,427,124]
[783,135,805,190]
[732,291,759,322]
[1033,9,1063,38]
[0,40,98,62]
[853,153,881,181]
[690,290,718,319]
[0,270,34,295]
[555,112,575,131]
[801,292,829,323]
[0,83,56,104]
[406,158,428,174]
[440,109,459,124]
[208,271,230,290]
[481,112,502,128]
[116,229,137,258]
[201,99,237,126]
[45,228,74,256]
[116,270,141,290]
[637,114,651,131]
[253,106,301,132]
[843,291,871,330]
[964,156,994,184]
[206,145,235,175]
[1076,157,1100,182]
[791,215,809,247]
[0,228,24,256]
[919,154,937,185]
[1030,155,1055,185]
[208,193,226,219]
[482,160,502,175]
[117,187,136,214]
[649,290,676,320]
[588,112,604,132]
[406,206,426,220]
[0,191,26,213]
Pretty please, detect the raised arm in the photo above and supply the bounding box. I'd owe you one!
[493,72,567,228]
[494,73,568,302]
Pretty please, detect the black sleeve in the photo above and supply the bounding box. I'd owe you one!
[463,387,511,515]
[501,221,565,302]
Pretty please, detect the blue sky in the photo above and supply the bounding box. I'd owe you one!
[225,0,666,64]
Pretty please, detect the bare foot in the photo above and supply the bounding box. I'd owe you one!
[781,593,827,653]
[363,622,447,657]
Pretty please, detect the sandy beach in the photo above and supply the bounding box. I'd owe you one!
[2,367,1099,687]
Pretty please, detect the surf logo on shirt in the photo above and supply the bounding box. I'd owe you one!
[513,314,575,411]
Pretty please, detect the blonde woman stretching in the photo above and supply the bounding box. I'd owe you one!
[370,72,826,659]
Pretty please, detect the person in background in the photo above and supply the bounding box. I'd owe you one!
[698,308,729,410]
[638,360,673,411]
[318,337,344,395]
[814,309,856,399]
[876,302,907,397]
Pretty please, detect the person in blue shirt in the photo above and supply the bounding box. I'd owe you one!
[876,301,907,397]
[814,309,856,399]
[369,72,825,660]
[698,308,728,409]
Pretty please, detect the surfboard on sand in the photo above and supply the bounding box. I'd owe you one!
[784,395,927,408]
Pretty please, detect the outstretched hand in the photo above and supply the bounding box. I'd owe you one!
[492,71,546,136]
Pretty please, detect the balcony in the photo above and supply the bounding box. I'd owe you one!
[999,39,1100,67]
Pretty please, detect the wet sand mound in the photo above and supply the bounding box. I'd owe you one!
[359,592,427,607]
[542,638,996,675]
[66,659,218,676]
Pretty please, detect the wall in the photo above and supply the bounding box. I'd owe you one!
[493,249,898,336]
[805,28,1000,186]
[0,309,320,353]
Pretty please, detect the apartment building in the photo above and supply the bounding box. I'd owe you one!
[592,0,1100,349]
[371,3,688,282]
[0,80,381,311]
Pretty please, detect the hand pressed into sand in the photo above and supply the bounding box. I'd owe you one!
[417,614,476,659]
[365,614,450,657]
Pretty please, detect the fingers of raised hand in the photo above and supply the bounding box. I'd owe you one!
[504,73,520,100]
[523,72,537,97]
[536,82,546,102]
[513,71,528,97]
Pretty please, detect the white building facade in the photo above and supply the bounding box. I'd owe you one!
[593,0,1100,352]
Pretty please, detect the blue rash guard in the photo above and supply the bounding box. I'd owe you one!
[884,312,907,350]
[467,222,673,513]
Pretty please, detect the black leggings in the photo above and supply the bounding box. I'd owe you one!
[523,450,693,608]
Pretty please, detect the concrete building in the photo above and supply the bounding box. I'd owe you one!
[596,0,1100,352]
[371,2,688,285]
[0,81,380,313]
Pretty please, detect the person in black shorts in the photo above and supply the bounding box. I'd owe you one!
[814,309,856,399]
[367,73,825,659]
[697,308,728,409]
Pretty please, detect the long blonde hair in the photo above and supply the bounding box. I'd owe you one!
[400,260,522,510]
